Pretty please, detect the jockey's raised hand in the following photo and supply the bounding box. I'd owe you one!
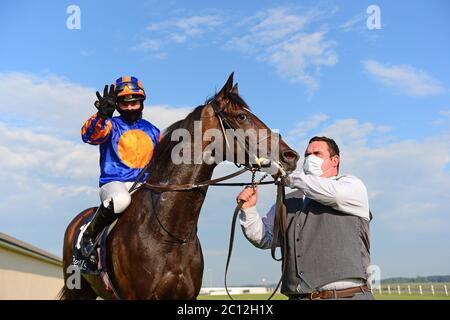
[95,84,117,118]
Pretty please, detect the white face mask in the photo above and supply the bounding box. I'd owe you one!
[303,155,324,176]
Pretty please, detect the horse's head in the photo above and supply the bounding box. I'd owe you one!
[201,73,299,177]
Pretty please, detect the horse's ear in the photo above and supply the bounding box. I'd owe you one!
[231,83,239,95]
[217,72,234,98]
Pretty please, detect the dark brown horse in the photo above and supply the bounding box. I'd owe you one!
[59,74,298,299]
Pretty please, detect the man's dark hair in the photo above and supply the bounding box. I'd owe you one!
[308,136,340,171]
[309,136,340,156]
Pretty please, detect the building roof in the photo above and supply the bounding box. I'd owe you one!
[0,232,62,266]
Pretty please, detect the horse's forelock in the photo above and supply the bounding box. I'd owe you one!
[227,92,251,111]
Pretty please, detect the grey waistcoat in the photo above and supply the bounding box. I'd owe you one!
[280,190,371,294]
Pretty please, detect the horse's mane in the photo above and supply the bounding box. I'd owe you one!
[149,105,204,172]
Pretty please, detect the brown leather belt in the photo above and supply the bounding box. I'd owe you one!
[291,285,371,300]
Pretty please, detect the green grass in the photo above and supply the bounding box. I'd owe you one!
[198,293,450,300]
[198,293,287,300]
[374,294,450,300]
[198,283,450,300]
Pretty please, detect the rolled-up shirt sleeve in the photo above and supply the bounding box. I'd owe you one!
[287,170,370,220]
[239,204,277,249]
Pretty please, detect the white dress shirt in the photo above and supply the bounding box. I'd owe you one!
[239,170,371,292]
[286,170,370,220]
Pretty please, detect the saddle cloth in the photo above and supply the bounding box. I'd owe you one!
[71,209,119,297]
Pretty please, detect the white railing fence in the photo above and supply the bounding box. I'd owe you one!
[372,284,449,296]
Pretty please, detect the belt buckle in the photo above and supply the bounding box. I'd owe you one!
[309,290,321,300]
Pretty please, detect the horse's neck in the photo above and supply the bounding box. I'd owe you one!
[146,162,216,240]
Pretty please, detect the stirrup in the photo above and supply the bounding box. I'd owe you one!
[81,225,106,257]
[80,236,97,258]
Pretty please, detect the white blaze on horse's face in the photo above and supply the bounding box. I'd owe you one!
[258,159,287,177]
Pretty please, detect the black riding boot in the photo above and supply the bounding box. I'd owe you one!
[80,201,116,259]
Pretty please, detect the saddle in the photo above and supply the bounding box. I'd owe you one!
[71,209,119,298]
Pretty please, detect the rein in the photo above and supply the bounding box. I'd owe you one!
[143,167,249,192]
[224,176,287,301]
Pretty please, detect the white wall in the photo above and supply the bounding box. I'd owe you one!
[0,246,63,300]
[200,287,269,295]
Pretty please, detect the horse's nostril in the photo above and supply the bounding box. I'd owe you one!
[282,151,298,161]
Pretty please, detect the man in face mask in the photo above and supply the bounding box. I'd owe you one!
[79,76,161,260]
[237,136,373,300]
[301,136,340,177]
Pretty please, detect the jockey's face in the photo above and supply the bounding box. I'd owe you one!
[118,100,141,111]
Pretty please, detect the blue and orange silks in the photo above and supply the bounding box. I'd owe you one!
[81,113,161,186]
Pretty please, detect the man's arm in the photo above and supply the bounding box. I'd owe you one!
[81,113,113,145]
[239,204,277,249]
[287,170,370,220]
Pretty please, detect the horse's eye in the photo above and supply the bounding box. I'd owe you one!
[237,113,247,121]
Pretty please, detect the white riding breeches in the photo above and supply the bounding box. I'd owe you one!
[99,181,136,214]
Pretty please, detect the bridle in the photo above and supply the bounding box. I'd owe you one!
[211,100,276,170]
[213,100,289,176]
[141,100,286,192]
[140,100,289,300]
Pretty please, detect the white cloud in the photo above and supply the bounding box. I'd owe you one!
[143,104,192,131]
[81,49,96,57]
[363,60,446,97]
[431,109,450,127]
[129,39,162,52]
[135,8,338,94]
[225,8,338,95]
[287,113,329,140]
[338,14,366,32]
[0,121,97,179]
[321,118,375,147]
[347,137,450,233]
[439,109,450,118]
[0,119,100,251]
[266,31,338,94]
[241,8,312,47]
[147,15,224,44]
[0,72,95,138]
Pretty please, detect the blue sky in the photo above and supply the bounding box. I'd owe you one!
[0,0,449,286]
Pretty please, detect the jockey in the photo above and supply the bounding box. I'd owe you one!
[80,76,161,258]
